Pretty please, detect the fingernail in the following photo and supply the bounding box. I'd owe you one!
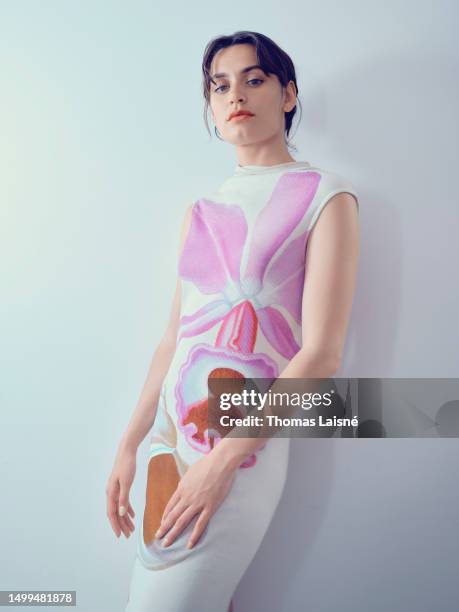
[187,541,193,549]
[119,505,126,516]
[162,538,169,547]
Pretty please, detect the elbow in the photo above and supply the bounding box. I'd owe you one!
[160,330,178,353]
[297,346,342,377]
[325,350,342,375]
[327,356,341,376]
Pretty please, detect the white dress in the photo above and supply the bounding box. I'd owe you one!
[125,160,359,611]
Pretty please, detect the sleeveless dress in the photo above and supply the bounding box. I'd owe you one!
[125,160,359,611]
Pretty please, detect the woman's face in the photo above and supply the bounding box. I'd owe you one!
[209,43,296,147]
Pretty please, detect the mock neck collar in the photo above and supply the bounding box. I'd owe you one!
[233,160,311,176]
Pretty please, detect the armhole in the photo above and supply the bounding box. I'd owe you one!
[176,201,196,272]
[308,188,359,233]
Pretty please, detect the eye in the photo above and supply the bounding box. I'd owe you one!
[213,78,264,93]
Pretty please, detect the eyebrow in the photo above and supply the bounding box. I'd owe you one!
[210,64,265,81]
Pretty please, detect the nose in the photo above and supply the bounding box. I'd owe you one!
[229,85,246,105]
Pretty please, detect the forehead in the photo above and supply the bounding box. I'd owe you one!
[210,43,260,76]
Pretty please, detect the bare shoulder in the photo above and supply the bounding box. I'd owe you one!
[310,192,359,243]
[178,202,196,254]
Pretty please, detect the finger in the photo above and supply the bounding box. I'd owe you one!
[107,505,122,538]
[156,499,190,539]
[118,512,130,538]
[118,482,131,519]
[106,481,122,538]
[128,502,135,518]
[160,505,199,548]
[119,513,133,538]
[111,480,131,538]
[187,509,211,549]
[156,500,186,538]
[161,490,180,524]
[123,513,135,533]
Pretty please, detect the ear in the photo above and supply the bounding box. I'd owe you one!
[283,81,297,113]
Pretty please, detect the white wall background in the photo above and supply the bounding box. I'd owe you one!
[1,0,458,610]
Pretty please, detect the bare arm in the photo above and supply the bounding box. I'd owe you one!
[212,192,360,470]
[106,204,194,539]
[119,203,194,454]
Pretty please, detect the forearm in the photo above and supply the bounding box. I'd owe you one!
[211,347,339,472]
[119,336,176,454]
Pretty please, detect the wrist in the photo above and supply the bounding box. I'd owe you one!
[119,435,138,456]
[211,438,247,472]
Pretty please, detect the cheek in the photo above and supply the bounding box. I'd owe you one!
[210,98,224,120]
[253,91,283,120]
[266,98,286,126]
[254,108,284,130]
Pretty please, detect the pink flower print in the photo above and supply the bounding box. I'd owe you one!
[178,170,321,359]
[175,301,278,468]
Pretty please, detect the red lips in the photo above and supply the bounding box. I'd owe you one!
[228,110,255,121]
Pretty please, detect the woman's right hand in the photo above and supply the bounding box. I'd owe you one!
[106,443,137,539]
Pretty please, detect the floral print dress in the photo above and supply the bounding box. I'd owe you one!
[130,161,358,599]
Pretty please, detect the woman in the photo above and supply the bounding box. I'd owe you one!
[106,30,360,612]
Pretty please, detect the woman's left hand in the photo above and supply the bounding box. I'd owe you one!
[154,451,237,549]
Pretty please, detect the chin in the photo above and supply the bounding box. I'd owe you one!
[223,128,259,143]
[231,133,266,147]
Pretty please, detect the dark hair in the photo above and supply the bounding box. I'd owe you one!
[202,31,302,152]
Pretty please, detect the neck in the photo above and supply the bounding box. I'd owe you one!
[235,135,295,167]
